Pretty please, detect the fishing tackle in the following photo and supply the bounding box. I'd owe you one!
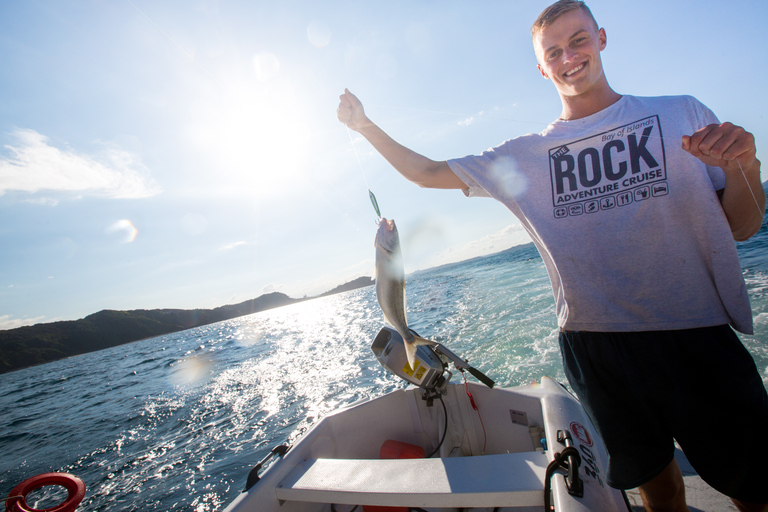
[369,189,381,219]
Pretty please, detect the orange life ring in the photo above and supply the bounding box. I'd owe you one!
[5,472,85,512]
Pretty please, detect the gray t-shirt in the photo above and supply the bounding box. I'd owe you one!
[448,95,752,334]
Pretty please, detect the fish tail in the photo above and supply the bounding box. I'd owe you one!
[404,342,418,371]
[404,335,437,371]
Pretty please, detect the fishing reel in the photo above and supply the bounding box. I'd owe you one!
[370,326,494,394]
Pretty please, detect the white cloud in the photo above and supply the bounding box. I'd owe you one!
[0,314,46,330]
[458,110,484,126]
[0,129,161,199]
[20,196,59,206]
[220,241,247,251]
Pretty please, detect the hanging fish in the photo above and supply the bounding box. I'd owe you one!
[374,218,437,370]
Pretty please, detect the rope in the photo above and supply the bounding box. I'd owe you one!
[463,372,487,454]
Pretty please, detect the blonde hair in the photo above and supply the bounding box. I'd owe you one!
[531,0,598,39]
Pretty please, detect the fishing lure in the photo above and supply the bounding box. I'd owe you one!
[369,189,381,219]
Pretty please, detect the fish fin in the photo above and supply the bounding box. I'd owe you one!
[404,335,437,371]
[413,335,438,347]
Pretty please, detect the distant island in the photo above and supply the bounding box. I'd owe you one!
[0,276,374,374]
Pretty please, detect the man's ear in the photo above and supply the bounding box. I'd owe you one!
[538,63,550,80]
[598,27,607,51]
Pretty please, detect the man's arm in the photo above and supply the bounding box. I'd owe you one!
[337,89,467,190]
[682,122,766,241]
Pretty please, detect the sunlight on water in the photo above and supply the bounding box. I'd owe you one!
[741,268,768,385]
[2,234,767,511]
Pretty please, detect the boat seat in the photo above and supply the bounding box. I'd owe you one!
[275,451,548,508]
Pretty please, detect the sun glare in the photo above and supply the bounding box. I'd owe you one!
[187,78,312,196]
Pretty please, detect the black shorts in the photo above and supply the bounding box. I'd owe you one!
[559,325,768,502]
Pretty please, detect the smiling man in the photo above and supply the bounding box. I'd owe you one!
[533,2,619,121]
[337,1,767,510]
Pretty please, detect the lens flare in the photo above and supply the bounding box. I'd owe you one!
[172,354,213,386]
[490,156,528,200]
[106,219,138,243]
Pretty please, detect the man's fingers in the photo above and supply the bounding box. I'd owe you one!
[336,106,351,123]
[686,124,748,158]
[338,88,357,106]
[681,135,692,152]
[337,89,357,124]
[685,125,715,157]
[695,122,737,160]
[721,130,755,161]
[683,123,757,170]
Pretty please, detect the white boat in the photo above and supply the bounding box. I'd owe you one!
[224,327,630,512]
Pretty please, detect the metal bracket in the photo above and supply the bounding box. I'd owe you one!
[556,430,584,498]
[243,444,290,492]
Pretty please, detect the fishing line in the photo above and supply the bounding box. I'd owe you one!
[736,158,767,226]
[345,126,382,220]
[345,127,370,189]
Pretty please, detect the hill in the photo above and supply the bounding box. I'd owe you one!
[320,276,374,296]
[0,279,373,374]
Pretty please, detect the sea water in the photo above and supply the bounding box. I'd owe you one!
[1,222,767,511]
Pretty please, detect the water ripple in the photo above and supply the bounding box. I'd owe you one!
[1,239,766,510]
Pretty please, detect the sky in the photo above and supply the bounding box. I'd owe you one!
[1,0,767,329]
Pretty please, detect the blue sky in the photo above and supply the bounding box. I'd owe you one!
[1,0,766,329]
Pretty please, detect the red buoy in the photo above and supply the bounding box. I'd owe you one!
[5,473,85,512]
[363,440,425,512]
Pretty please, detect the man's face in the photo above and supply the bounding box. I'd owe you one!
[534,9,607,99]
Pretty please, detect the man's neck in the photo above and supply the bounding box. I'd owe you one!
[559,86,622,121]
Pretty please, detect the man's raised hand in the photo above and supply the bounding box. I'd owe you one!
[337,89,371,132]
